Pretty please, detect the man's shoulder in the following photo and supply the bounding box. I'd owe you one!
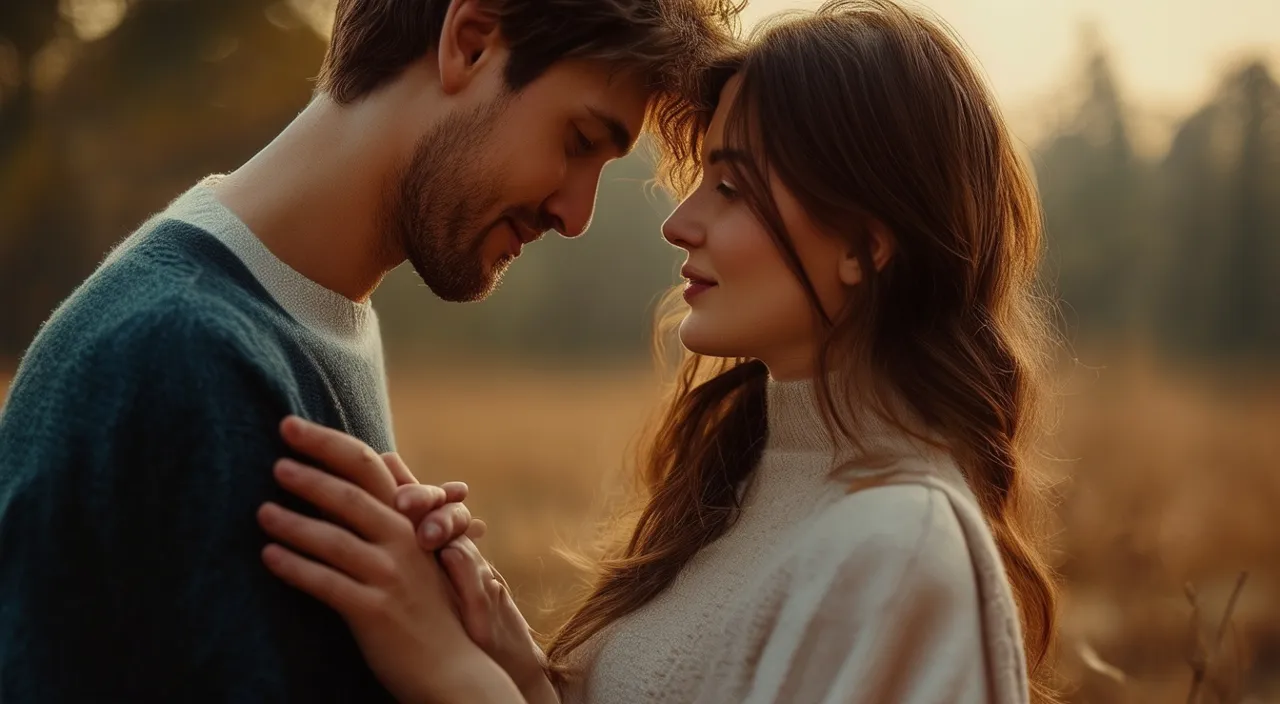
[3,224,306,431]
[33,222,295,374]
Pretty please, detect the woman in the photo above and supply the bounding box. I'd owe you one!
[256,1,1060,701]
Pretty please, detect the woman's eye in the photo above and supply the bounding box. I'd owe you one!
[715,181,739,200]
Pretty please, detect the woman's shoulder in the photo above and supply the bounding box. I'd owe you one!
[820,480,967,553]
[786,462,986,596]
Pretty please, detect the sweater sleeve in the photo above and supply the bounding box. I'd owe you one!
[744,484,991,704]
[0,301,378,702]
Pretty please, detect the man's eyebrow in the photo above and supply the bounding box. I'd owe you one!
[708,148,750,165]
[587,107,635,156]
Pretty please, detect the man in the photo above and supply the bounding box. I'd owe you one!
[0,0,736,700]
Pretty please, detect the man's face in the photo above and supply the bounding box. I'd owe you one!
[386,60,648,302]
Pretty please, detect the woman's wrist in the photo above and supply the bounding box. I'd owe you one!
[420,648,525,704]
[516,669,559,704]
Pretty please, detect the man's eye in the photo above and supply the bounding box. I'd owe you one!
[715,181,739,200]
[571,128,595,156]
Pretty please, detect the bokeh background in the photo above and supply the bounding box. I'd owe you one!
[2,0,1279,701]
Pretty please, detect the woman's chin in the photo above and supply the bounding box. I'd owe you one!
[677,316,740,359]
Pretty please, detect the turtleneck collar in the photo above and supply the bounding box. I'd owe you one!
[763,375,937,460]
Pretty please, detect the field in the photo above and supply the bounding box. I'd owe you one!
[3,361,1279,703]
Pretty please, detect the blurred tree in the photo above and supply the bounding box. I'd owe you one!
[1152,61,1280,362]
[1034,25,1151,337]
[0,0,60,159]
[0,0,325,356]
[0,0,79,356]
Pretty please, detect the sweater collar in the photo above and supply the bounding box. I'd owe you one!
[764,375,937,460]
[162,175,377,345]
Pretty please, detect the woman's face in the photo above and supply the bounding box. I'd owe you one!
[662,75,858,380]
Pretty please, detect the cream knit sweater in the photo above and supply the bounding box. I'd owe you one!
[562,378,1029,703]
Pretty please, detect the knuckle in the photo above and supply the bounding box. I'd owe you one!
[486,579,504,600]
[332,534,361,564]
[365,590,393,618]
[357,446,382,473]
[369,552,396,582]
[453,503,472,521]
[337,482,364,506]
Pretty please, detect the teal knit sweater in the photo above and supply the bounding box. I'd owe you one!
[0,219,397,702]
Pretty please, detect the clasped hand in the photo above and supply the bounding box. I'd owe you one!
[255,416,554,704]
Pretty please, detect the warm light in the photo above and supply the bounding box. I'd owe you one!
[59,0,129,43]
[30,37,76,94]
[287,0,337,40]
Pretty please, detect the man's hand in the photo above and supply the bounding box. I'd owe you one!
[279,416,408,503]
[257,458,521,703]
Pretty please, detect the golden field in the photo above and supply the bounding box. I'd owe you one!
[3,360,1278,703]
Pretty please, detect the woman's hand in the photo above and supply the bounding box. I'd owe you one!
[391,484,556,702]
[438,536,559,704]
[280,414,487,552]
[394,481,487,553]
[260,417,523,703]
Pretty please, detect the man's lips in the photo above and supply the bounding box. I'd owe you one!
[508,218,542,245]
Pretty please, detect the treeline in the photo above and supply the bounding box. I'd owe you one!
[1037,35,1280,364]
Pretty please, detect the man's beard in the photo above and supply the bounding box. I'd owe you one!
[384,99,512,303]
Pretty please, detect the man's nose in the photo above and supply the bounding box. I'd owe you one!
[543,167,605,239]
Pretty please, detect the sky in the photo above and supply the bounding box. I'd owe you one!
[745,0,1280,134]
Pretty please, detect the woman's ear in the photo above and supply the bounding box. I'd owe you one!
[437,0,503,96]
[838,218,895,286]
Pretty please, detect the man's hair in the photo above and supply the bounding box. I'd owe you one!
[316,0,743,194]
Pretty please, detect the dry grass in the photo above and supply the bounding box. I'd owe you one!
[4,360,1279,702]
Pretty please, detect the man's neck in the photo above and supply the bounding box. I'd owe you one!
[211,98,403,303]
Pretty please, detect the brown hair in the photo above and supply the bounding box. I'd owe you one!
[547,1,1061,700]
[316,0,744,195]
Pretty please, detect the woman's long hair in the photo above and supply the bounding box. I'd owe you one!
[546,1,1060,699]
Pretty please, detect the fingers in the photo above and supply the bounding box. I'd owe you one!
[258,502,394,582]
[393,484,449,522]
[417,502,472,552]
[466,518,488,540]
[381,452,419,487]
[261,542,378,618]
[392,483,469,518]
[273,458,407,541]
[394,482,479,551]
[440,482,469,503]
[280,416,397,505]
[440,538,495,646]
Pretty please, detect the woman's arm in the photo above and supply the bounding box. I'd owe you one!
[435,536,561,704]
[745,485,995,704]
[424,652,528,704]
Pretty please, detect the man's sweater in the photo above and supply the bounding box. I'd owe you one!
[0,180,397,702]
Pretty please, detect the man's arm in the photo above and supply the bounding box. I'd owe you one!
[0,306,390,702]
